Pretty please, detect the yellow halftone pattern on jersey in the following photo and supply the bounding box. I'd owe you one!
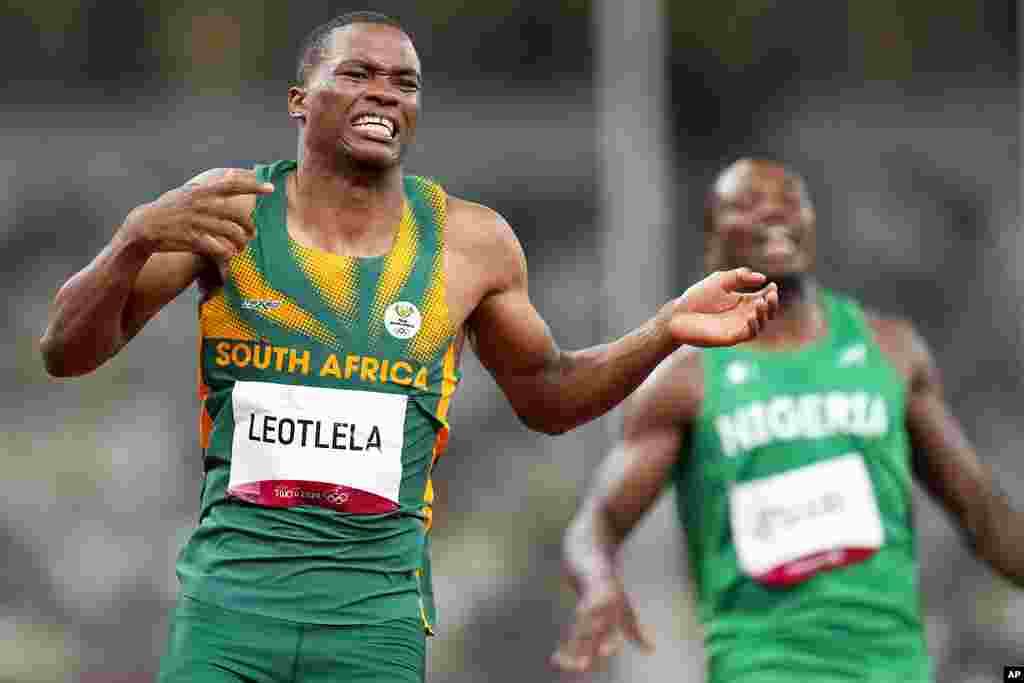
[230,248,338,347]
[414,176,446,214]
[422,342,459,532]
[408,183,453,363]
[289,240,359,324]
[199,291,257,341]
[368,202,419,340]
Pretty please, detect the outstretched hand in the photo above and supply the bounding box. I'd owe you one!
[550,575,653,674]
[666,267,779,347]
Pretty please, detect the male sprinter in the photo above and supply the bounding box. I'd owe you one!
[553,159,1024,682]
[39,13,777,683]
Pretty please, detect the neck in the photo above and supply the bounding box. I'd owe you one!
[296,140,405,205]
[749,273,824,350]
[290,145,405,253]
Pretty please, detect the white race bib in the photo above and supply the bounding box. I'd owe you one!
[729,453,884,586]
[227,381,408,513]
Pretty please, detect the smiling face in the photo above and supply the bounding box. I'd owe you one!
[705,159,816,279]
[290,22,422,169]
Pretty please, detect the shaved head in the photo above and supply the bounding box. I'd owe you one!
[296,11,411,85]
[702,158,816,278]
[705,159,811,234]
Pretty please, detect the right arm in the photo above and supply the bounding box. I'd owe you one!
[39,168,273,377]
[551,348,703,673]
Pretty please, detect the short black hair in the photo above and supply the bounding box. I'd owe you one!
[296,11,410,85]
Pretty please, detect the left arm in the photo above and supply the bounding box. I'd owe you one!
[891,318,1024,586]
[458,200,777,435]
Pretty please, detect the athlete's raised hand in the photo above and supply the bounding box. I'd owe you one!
[120,168,274,264]
[551,573,654,673]
[664,267,779,347]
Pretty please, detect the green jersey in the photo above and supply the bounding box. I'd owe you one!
[676,289,932,682]
[177,160,459,630]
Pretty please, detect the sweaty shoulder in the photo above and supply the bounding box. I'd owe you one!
[623,346,704,437]
[445,195,527,299]
[447,195,522,263]
[864,309,932,388]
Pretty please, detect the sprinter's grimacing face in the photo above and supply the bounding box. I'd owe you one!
[294,23,422,168]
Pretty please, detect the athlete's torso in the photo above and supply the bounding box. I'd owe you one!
[177,160,458,628]
[677,290,932,682]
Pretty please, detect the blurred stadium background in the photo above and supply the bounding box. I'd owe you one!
[1,1,1018,681]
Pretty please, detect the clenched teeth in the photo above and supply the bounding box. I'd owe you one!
[353,114,395,138]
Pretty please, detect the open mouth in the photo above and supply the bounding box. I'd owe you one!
[759,225,799,257]
[351,113,398,142]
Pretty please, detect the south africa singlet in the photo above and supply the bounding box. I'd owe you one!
[676,290,932,682]
[176,160,459,630]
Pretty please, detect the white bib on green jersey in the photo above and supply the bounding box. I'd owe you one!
[730,452,884,585]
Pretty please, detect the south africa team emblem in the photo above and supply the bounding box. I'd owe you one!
[384,301,422,339]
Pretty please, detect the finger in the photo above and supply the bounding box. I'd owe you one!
[561,613,612,672]
[551,640,595,673]
[597,629,624,658]
[755,284,779,325]
[756,295,769,330]
[586,619,623,670]
[551,623,587,672]
[748,304,762,338]
[743,283,777,324]
[746,281,778,300]
[193,215,251,253]
[745,314,759,342]
[717,267,767,291]
[740,297,764,340]
[765,283,780,315]
[201,201,257,238]
[550,646,589,673]
[201,170,276,197]
[622,604,655,653]
[195,233,238,263]
[195,194,259,235]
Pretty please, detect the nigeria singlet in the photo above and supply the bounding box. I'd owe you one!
[676,290,932,682]
[176,160,458,630]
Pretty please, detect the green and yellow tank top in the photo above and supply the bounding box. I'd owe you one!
[676,289,932,682]
[177,160,458,629]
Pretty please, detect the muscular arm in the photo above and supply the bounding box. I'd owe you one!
[469,259,678,435]
[552,350,702,671]
[889,319,1024,586]
[564,350,700,585]
[461,202,774,435]
[40,168,270,377]
[40,239,204,377]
